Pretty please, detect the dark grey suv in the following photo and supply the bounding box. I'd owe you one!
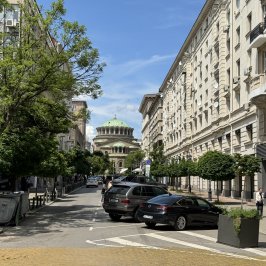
[102,182,168,221]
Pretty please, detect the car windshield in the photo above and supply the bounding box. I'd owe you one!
[107,185,130,195]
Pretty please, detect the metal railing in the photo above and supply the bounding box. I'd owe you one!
[250,22,265,43]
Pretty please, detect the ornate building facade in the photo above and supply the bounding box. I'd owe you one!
[140,0,266,200]
[93,116,140,174]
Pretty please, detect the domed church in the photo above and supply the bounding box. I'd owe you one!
[93,116,141,174]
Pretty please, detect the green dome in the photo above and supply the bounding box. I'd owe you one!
[101,117,129,128]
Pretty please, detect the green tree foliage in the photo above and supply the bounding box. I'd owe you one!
[233,153,261,178]
[177,158,198,177]
[89,152,109,175]
[150,145,168,178]
[124,150,145,170]
[0,0,105,186]
[198,151,235,181]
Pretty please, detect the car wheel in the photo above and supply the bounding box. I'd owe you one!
[133,208,141,222]
[174,215,187,231]
[109,213,122,221]
[145,221,156,229]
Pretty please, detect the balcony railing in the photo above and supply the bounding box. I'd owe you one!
[250,22,265,43]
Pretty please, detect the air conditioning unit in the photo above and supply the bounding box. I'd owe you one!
[223,25,230,32]
[5,19,14,27]
[233,76,240,84]
[244,66,252,76]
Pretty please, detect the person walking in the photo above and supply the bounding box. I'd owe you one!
[256,188,264,216]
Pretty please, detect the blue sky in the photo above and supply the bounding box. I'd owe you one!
[37,0,205,142]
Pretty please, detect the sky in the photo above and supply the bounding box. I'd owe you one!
[37,0,205,142]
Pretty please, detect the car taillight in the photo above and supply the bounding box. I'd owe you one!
[121,199,130,204]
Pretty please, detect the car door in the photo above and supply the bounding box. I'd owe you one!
[194,198,219,225]
[177,197,200,224]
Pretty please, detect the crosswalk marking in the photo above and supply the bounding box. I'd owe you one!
[179,231,266,257]
[107,237,162,249]
[147,233,263,261]
[86,231,266,260]
[178,231,216,242]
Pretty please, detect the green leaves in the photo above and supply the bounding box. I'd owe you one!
[197,151,235,181]
[0,0,105,186]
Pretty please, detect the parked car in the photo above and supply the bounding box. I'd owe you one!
[102,182,169,221]
[95,176,103,185]
[136,194,222,230]
[113,175,168,190]
[86,177,98,188]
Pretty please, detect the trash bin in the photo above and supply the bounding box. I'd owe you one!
[0,191,29,225]
[0,193,20,225]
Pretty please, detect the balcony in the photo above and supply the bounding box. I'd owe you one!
[249,22,266,49]
[249,74,266,107]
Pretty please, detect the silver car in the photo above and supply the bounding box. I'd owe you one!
[86,177,98,188]
[102,182,168,221]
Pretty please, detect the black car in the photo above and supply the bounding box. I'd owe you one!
[136,194,222,230]
[102,182,168,221]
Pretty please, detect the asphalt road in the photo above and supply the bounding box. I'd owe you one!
[1,186,266,265]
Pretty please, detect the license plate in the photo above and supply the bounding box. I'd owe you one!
[110,198,118,203]
[143,215,153,219]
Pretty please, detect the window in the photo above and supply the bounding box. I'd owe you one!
[236,0,240,9]
[246,124,253,142]
[178,198,195,206]
[196,198,210,208]
[247,13,252,33]
[236,27,240,46]
[132,186,141,196]
[153,187,167,196]
[235,129,241,144]
[142,186,155,197]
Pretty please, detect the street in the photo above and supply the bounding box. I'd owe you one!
[1,186,266,265]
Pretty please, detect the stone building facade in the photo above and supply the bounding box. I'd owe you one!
[93,117,140,174]
[140,0,266,200]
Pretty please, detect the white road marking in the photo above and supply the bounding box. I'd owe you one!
[147,233,265,261]
[85,239,121,247]
[179,231,216,242]
[179,231,266,257]
[107,237,163,250]
[92,218,96,222]
[244,248,266,256]
[89,227,93,231]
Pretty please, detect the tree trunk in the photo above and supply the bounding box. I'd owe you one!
[216,181,220,202]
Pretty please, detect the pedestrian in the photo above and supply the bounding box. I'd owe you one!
[256,187,264,216]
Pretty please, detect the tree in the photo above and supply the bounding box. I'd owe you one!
[198,151,235,201]
[233,153,261,197]
[124,150,145,171]
[150,145,168,179]
[0,0,105,189]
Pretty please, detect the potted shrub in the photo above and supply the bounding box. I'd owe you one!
[217,208,261,248]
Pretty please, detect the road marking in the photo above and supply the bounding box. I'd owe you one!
[107,237,162,249]
[147,233,265,261]
[179,231,216,242]
[244,248,266,256]
[86,239,121,247]
[92,218,96,222]
[89,227,93,231]
[93,224,139,230]
[179,231,266,257]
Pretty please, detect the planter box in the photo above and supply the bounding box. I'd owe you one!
[217,214,260,248]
